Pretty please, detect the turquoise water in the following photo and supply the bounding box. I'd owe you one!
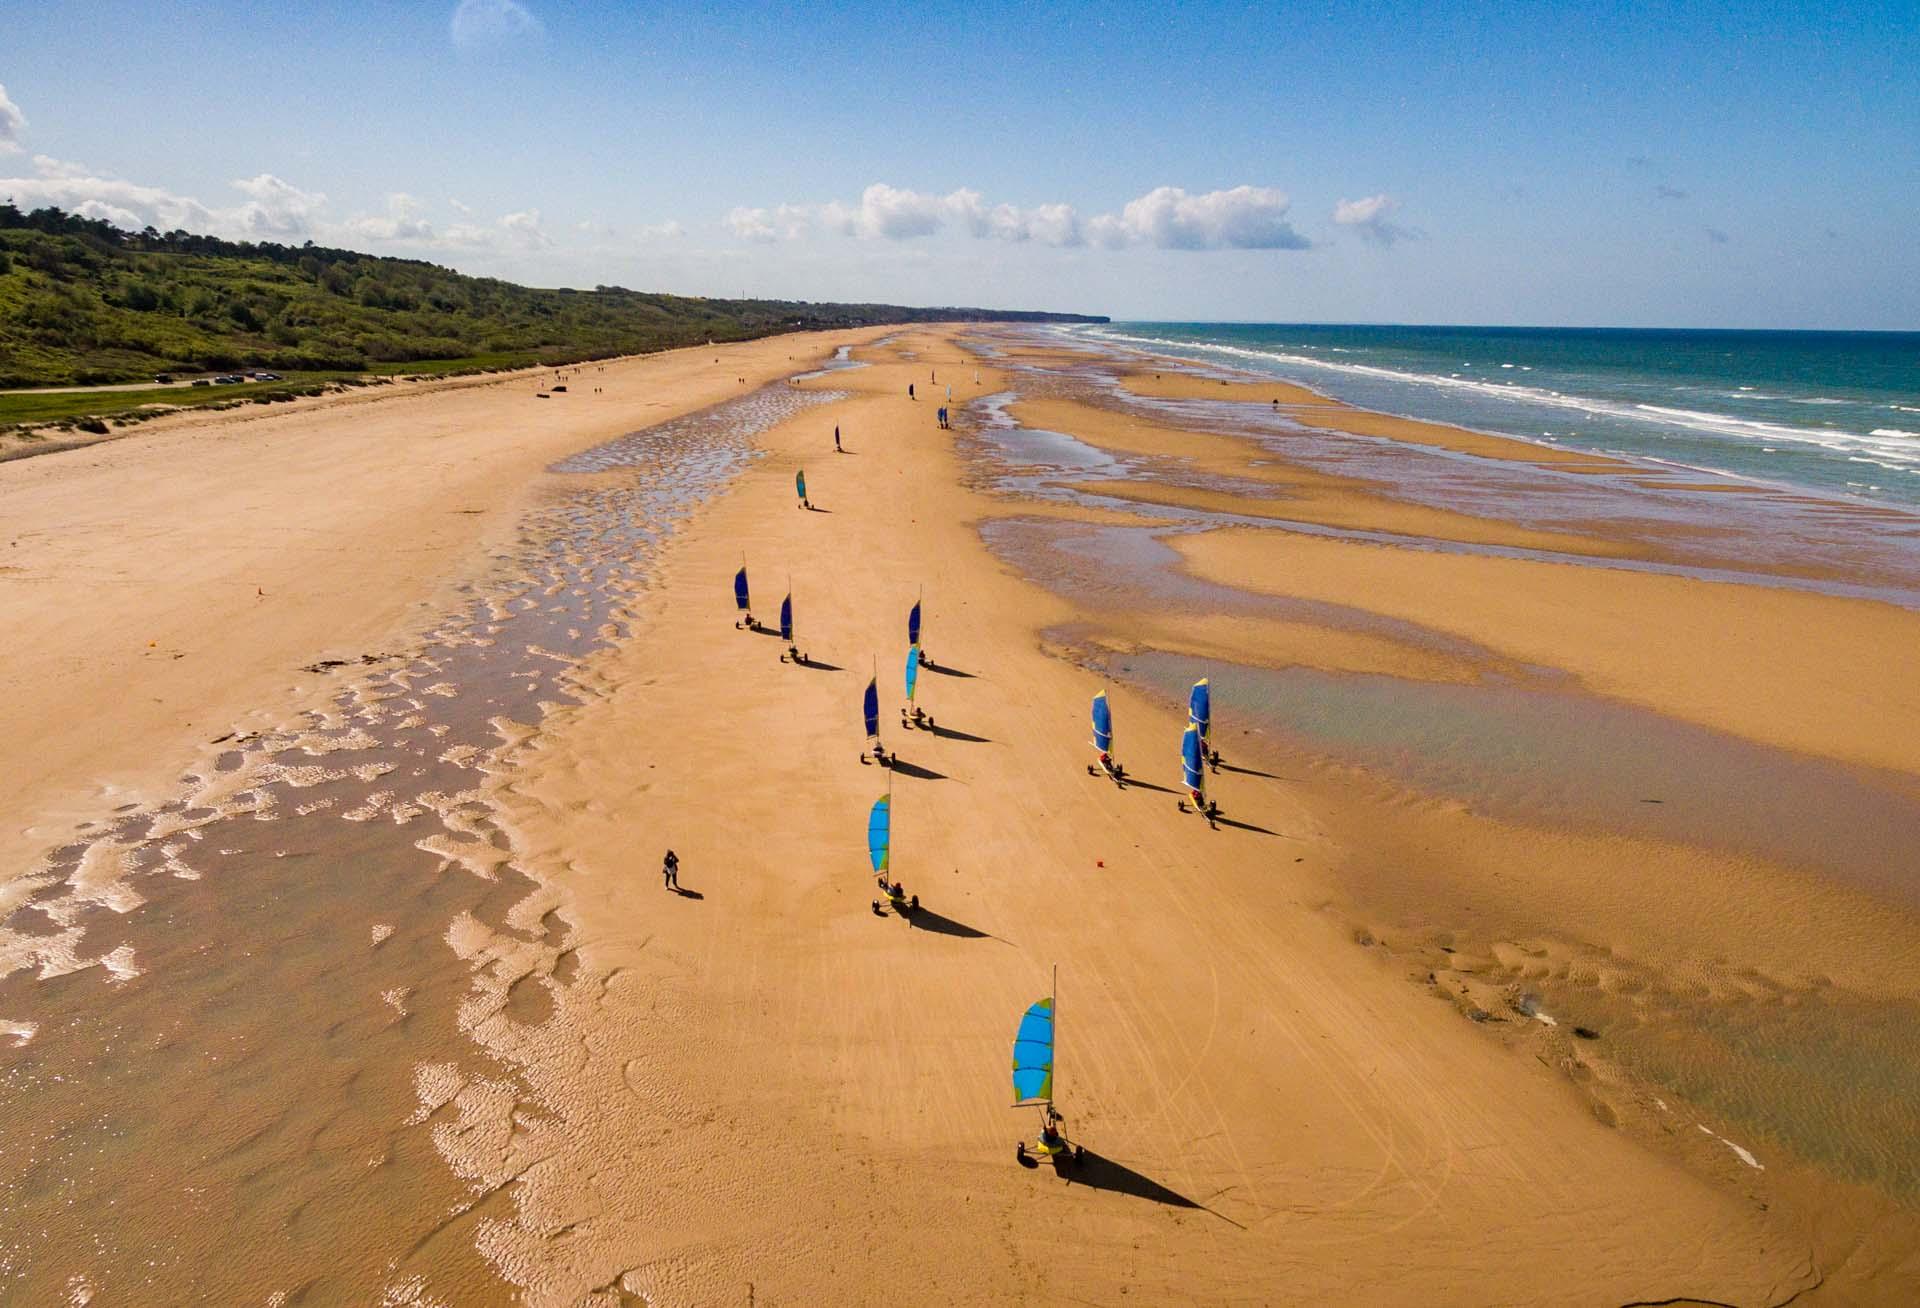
[1071,322,1920,506]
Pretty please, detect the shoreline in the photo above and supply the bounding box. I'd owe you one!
[1062,324,1920,518]
[2,323,1915,1301]
[469,328,1913,1300]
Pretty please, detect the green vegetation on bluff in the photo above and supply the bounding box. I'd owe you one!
[0,203,1106,391]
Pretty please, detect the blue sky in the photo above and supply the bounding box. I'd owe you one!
[2,0,1916,327]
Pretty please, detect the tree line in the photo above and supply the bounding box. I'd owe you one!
[0,203,1106,388]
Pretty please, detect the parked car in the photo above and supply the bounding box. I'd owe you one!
[213,374,244,384]
[191,379,211,387]
[251,371,281,381]
[154,373,173,384]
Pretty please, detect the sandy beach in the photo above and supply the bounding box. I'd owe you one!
[3,325,1917,1304]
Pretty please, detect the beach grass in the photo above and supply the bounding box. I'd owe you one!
[0,355,588,432]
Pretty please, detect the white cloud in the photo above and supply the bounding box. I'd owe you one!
[435,222,500,249]
[0,83,24,154]
[576,217,683,243]
[0,164,323,240]
[498,208,550,248]
[0,162,220,232]
[346,199,562,254]
[1023,202,1083,247]
[1332,193,1415,246]
[946,189,1083,246]
[0,155,585,264]
[342,192,436,241]
[725,182,1306,251]
[229,173,328,238]
[450,0,543,48]
[1102,185,1307,250]
[844,182,948,239]
[32,154,91,179]
[726,203,810,242]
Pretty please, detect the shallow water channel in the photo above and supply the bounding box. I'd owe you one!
[961,354,1920,1204]
[0,383,843,1304]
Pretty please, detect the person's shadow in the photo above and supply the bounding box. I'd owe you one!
[670,886,704,900]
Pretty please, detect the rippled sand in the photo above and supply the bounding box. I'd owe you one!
[0,353,857,1302]
[5,326,1916,1303]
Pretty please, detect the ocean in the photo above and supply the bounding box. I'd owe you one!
[1069,322,1920,507]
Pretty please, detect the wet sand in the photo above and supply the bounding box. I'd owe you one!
[1116,367,1635,468]
[0,332,884,1302]
[0,334,886,881]
[467,331,1912,1301]
[1008,394,1642,557]
[4,324,1917,1303]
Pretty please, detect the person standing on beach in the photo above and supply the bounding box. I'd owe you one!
[834,425,842,452]
[908,383,916,401]
[663,849,679,890]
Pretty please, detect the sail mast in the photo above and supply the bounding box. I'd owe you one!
[1050,962,1058,1112]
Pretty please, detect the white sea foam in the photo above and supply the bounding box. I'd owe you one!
[1080,325,1920,473]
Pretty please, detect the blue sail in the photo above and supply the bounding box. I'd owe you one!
[779,593,793,641]
[733,567,750,613]
[905,645,921,704]
[908,599,922,647]
[796,469,807,502]
[1091,691,1113,755]
[1188,678,1212,745]
[863,677,880,739]
[1011,997,1055,1105]
[868,793,891,874]
[1182,724,1206,800]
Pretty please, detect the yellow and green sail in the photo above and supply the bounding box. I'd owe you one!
[867,792,891,875]
[1011,996,1055,1106]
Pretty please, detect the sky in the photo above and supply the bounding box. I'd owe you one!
[2,0,1917,327]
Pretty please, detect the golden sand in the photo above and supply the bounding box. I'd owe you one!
[1011,395,1640,556]
[1118,367,1632,468]
[6,325,1916,1302]
[455,331,1905,1301]
[1175,529,1920,778]
[0,330,895,877]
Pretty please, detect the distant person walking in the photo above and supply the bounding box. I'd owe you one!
[834,424,842,452]
[908,383,916,401]
[663,849,680,890]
